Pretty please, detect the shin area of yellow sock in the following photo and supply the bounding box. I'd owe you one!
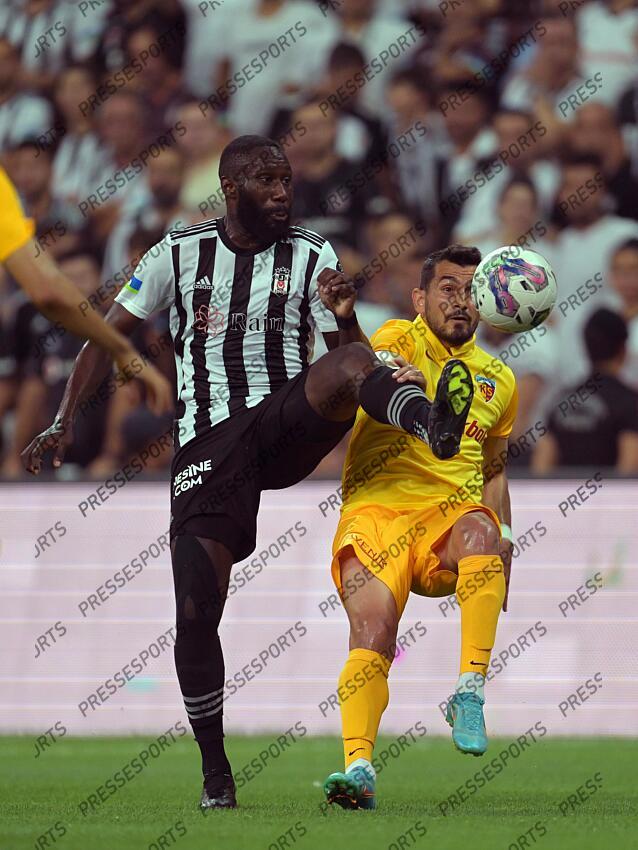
[456,554,506,677]
[339,648,391,769]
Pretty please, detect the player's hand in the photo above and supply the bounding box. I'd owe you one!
[500,538,513,611]
[21,418,73,475]
[317,267,357,318]
[391,355,426,390]
[114,349,173,416]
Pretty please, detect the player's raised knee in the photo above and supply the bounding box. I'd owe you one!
[336,341,376,377]
[454,512,500,556]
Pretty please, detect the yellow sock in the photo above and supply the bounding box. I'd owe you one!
[456,554,505,677]
[339,648,391,769]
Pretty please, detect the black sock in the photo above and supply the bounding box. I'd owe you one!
[359,365,431,442]
[197,721,232,780]
[172,535,232,781]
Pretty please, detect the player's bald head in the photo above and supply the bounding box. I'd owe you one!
[219,135,288,184]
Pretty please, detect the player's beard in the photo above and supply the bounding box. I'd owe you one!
[423,303,478,346]
[236,191,291,243]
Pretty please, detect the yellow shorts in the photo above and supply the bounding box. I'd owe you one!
[331,502,500,616]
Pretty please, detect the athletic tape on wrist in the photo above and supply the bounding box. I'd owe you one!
[500,523,513,543]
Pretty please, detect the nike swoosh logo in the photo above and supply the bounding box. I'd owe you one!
[348,747,365,756]
[469,661,484,666]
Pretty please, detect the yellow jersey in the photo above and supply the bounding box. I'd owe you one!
[0,166,35,263]
[341,314,518,513]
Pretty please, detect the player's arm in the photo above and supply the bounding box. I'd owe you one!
[4,242,169,406]
[21,303,146,474]
[482,379,518,611]
[0,167,170,413]
[617,431,638,474]
[22,237,176,474]
[318,267,369,350]
[530,432,559,473]
[615,392,638,473]
[309,240,369,351]
[482,435,513,611]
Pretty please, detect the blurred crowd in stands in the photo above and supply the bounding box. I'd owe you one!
[0,0,637,479]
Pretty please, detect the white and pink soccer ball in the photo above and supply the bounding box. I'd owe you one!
[471,246,558,333]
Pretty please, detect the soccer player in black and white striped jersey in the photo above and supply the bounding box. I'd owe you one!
[24,135,475,810]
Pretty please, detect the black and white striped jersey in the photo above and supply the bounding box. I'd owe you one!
[115,217,339,447]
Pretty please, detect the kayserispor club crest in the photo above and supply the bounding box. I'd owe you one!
[476,374,496,402]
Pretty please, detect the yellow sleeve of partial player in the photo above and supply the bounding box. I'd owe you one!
[370,319,418,362]
[490,380,519,438]
[0,166,35,263]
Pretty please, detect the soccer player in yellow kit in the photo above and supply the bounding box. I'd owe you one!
[324,245,517,810]
[0,165,171,434]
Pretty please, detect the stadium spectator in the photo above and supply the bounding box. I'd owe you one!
[550,153,638,387]
[212,0,334,136]
[453,106,562,241]
[321,42,388,165]
[173,98,230,218]
[103,146,195,281]
[319,0,422,119]
[575,0,638,109]
[5,139,85,258]
[427,4,494,85]
[50,65,108,207]
[181,0,252,99]
[567,102,638,221]
[463,174,557,263]
[291,98,390,251]
[360,209,428,310]
[278,41,389,169]
[0,0,636,479]
[532,307,638,473]
[124,23,186,138]
[501,16,597,118]
[89,91,152,244]
[603,238,638,390]
[95,0,186,77]
[435,79,493,243]
[384,68,442,228]
[0,37,52,148]
[2,0,105,93]
[617,76,638,174]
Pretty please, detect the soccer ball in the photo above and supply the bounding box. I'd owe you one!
[471,246,557,333]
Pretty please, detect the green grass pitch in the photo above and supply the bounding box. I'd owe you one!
[1,735,636,850]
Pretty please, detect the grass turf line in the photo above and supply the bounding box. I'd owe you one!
[1,736,635,850]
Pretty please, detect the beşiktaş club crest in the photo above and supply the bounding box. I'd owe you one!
[271,266,291,295]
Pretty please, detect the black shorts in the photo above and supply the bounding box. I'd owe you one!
[169,369,354,561]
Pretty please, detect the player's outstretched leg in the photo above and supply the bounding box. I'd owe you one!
[171,535,237,809]
[440,512,505,756]
[323,553,400,810]
[305,343,474,460]
[356,352,474,459]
